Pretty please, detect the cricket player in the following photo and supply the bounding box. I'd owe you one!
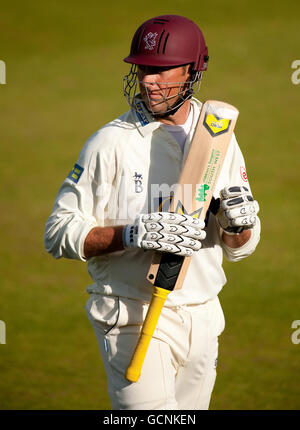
[44,15,260,410]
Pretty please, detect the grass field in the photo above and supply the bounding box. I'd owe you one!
[0,0,299,410]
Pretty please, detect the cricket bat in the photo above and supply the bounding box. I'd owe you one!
[125,100,239,382]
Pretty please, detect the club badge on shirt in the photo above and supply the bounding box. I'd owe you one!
[133,172,143,193]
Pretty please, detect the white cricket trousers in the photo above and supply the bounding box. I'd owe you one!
[85,293,225,410]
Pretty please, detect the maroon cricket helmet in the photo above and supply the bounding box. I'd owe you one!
[124,15,209,72]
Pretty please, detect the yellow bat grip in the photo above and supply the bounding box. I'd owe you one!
[125,286,171,382]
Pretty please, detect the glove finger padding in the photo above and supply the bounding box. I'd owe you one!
[220,186,250,200]
[140,240,196,257]
[144,221,206,240]
[143,232,202,250]
[229,214,258,228]
[223,200,259,220]
[123,211,206,255]
[220,195,254,212]
[217,186,259,234]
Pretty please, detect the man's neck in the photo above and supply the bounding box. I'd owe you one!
[157,100,191,126]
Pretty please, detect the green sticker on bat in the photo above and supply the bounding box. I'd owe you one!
[196,184,210,202]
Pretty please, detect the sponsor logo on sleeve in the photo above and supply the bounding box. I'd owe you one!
[68,163,84,184]
[240,166,248,182]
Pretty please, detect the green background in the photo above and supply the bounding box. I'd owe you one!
[0,0,299,410]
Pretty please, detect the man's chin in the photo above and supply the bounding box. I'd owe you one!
[144,100,171,116]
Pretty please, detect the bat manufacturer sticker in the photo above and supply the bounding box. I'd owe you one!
[204,113,231,137]
[196,184,210,202]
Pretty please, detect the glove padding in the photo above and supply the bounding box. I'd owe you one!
[217,186,259,234]
[123,212,206,256]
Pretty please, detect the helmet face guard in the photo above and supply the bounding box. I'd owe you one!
[123,15,209,116]
[123,64,203,116]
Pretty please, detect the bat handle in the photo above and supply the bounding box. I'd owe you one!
[125,286,170,383]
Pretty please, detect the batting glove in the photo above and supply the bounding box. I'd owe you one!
[217,186,259,234]
[123,212,206,257]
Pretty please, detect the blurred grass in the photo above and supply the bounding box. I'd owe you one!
[0,0,299,410]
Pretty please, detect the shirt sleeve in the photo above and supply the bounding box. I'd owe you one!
[44,132,114,261]
[220,134,261,262]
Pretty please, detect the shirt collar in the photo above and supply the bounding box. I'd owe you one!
[131,96,161,137]
[131,96,203,137]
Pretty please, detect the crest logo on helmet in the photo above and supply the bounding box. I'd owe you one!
[144,32,158,50]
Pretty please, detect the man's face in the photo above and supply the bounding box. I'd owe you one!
[137,64,191,115]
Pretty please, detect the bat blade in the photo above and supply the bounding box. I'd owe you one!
[147,100,239,291]
[125,100,239,382]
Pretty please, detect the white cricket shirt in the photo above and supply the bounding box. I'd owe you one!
[44,97,260,306]
[161,105,194,152]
